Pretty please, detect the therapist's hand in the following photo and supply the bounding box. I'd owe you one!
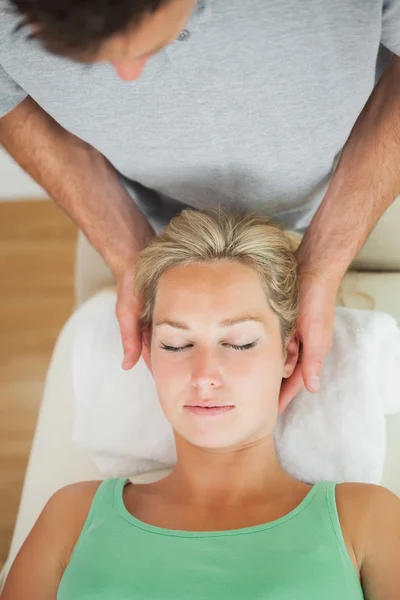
[115,270,144,370]
[279,270,338,410]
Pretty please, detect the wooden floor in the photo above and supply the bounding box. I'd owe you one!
[0,200,76,569]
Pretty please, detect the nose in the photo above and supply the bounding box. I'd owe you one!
[112,57,150,81]
[192,350,222,390]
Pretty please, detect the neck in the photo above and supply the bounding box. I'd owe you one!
[163,434,293,508]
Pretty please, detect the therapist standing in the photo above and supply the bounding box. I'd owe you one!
[1,0,400,403]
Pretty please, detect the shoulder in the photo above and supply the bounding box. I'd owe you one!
[336,483,400,597]
[47,479,104,509]
[335,482,400,566]
[335,481,400,528]
[26,479,107,570]
[335,481,400,520]
[1,480,105,597]
[44,480,104,542]
[43,479,104,520]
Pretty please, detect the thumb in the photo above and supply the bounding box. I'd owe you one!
[301,350,324,393]
[299,316,333,393]
[297,274,337,393]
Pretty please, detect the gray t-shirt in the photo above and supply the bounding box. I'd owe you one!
[1,0,399,233]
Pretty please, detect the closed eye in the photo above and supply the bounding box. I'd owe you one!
[161,341,258,353]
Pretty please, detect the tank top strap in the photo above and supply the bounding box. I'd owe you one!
[305,480,349,556]
[323,480,351,558]
[80,477,128,536]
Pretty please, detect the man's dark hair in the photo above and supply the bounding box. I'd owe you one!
[11,0,171,59]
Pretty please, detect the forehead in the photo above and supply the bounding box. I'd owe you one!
[153,261,270,314]
[157,260,262,289]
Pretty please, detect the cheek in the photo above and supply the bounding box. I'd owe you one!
[151,351,182,381]
[150,353,183,411]
[242,356,282,425]
[233,350,283,383]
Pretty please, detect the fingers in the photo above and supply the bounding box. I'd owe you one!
[297,280,336,393]
[300,316,333,393]
[115,274,143,370]
[116,300,142,369]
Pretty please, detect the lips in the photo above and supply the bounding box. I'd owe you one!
[186,405,233,408]
[184,405,235,416]
[185,402,234,408]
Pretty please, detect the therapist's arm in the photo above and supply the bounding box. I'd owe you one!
[291,54,400,396]
[0,97,155,368]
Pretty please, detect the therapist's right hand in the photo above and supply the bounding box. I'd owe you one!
[115,269,144,370]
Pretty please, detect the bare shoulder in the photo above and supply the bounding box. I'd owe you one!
[335,482,400,569]
[26,479,105,561]
[48,479,104,509]
[44,480,103,520]
[335,481,400,521]
[336,481,400,530]
[336,482,400,598]
[1,480,104,599]
[46,480,104,550]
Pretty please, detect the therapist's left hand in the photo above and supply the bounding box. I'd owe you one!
[279,269,338,410]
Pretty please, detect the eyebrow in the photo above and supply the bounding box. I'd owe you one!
[154,315,265,330]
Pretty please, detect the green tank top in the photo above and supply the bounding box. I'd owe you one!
[57,477,364,599]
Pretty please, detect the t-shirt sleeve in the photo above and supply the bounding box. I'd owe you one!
[0,62,27,119]
[382,0,400,55]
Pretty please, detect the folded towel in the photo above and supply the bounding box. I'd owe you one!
[72,290,400,483]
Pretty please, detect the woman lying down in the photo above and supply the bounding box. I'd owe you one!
[3,207,400,599]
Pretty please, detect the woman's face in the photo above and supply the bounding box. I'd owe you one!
[144,260,299,450]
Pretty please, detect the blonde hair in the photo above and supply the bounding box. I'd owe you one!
[133,207,300,341]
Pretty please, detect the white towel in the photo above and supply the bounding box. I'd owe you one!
[72,290,400,483]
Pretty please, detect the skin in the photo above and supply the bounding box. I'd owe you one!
[2,260,400,599]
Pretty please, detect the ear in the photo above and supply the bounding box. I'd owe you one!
[277,331,301,415]
[141,327,153,374]
[282,331,300,379]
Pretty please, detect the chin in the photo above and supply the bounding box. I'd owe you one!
[179,428,246,450]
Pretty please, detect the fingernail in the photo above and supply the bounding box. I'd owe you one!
[309,376,320,393]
